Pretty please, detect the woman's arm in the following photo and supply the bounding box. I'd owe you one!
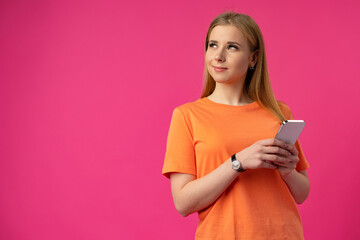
[280,170,310,204]
[170,138,290,217]
[170,158,240,217]
[273,143,310,204]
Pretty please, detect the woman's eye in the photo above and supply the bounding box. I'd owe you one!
[209,43,217,48]
[228,45,238,50]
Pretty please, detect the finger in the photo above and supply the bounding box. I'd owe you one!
[274,156,298,167]
[273,160,291,167]
[264,146,291,157]
[262,153,289,163]
[260,161,278,169]
[275,154,299,165]
[261,138,288,150]
[286,144,299,156]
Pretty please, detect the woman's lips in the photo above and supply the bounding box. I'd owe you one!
[213,66,227,72]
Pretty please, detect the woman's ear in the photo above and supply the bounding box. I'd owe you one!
[250,50,259,67]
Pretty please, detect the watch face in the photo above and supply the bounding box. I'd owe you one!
[232,160,240,170]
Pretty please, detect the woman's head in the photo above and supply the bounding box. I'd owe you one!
[204,24,258,90]
[201,12,286,122]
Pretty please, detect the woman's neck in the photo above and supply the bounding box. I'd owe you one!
[207,81,253,106]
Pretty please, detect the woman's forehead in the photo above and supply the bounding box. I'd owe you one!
[209,25,246,42]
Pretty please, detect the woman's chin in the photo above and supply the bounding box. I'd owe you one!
[213,78,236,84]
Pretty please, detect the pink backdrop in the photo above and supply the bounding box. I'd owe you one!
[1,0,359,239]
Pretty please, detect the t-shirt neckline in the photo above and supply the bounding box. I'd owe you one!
[201,97,260,110]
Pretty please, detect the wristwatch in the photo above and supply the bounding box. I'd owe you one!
[231,154,246,172]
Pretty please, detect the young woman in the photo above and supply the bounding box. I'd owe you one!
[162,12,310,240]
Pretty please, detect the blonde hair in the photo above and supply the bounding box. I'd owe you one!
[201,12,286,123]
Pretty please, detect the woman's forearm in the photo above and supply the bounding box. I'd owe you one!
[281,170,310,204]
[171,157,240,217]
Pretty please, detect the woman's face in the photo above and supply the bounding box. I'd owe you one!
[205,25,256,84]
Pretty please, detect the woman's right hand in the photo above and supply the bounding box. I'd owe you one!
[235,138,291,170]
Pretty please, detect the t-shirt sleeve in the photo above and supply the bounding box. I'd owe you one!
[278,101,310,172]
[162,107,197,178]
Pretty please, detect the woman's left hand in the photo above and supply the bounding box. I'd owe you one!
[273,143,299,177]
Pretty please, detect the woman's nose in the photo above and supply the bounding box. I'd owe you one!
[214,50,225,62]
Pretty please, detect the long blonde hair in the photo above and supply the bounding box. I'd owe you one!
[201,12,286,123]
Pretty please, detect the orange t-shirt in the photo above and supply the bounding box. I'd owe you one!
[162,97,309,240]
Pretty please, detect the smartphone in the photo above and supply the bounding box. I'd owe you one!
[275,120,306,145]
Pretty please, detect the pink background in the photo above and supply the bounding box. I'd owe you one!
[1,0,359,239]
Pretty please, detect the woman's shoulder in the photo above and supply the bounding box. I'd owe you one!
[173,98,204,113]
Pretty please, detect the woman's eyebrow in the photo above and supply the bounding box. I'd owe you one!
[227,41,242,47]
[209,40,243,47]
